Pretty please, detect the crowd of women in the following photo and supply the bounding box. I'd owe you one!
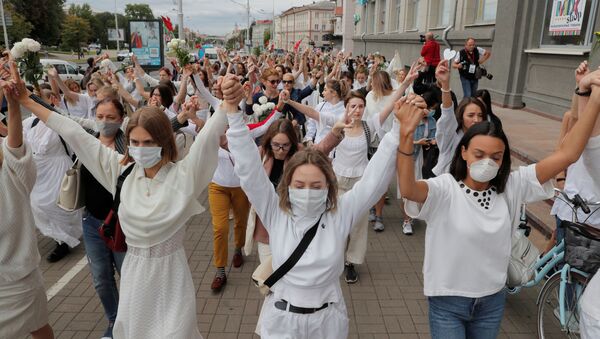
[1,43,599,339]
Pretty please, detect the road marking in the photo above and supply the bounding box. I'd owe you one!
[46,255,88,301]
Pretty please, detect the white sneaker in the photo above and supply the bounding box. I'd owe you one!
[368,208,377,222]
[373,219,384,232]
[402,220,414,235]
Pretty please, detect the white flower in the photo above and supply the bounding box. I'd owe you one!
[260,103,269,112]
[22,38,41,52]
[258,96,268,105]
[170,40,179,49]
[252,104,260,113]
[266,102,275,110]
[10,42,26,59]
[167,41,173,49]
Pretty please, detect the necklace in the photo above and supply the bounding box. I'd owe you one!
[145,177,152,197]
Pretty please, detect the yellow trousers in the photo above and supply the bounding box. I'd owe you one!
[208,183,250,268]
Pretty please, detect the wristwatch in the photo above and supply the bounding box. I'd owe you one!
[575,87,591,97]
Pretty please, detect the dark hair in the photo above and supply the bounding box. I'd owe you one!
[158,67,172,77]
[87,57,94,67]
[344,90,366,107]
[261,119,299,160]
[420,86,442,110]
[449,121,511,193]
[95,97,125,118]
[326,79,349,100]
[475,89,503,129]
[151,83,175,109]
[455,97,488,133]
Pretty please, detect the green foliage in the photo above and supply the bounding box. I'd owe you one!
[4,6,33,44]
[8,0,65,46]
[252,46,261,57]
[124,4,154,20]
[263,29,271,46]
[61,15,91,51]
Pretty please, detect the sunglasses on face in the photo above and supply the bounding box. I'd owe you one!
[268,79,280,85]
[282,80,293,84]
[271,142,291,151]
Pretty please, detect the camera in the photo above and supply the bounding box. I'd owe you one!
[478,66,494,80]
[419,34,426,43]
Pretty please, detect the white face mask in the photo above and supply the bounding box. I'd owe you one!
[288,188,328,217]
[468,158,500,183]
[128,146,163,169]
[96,120,121,137]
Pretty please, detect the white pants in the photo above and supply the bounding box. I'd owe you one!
[581,309,600,339]
[257,241,272,264]
[337,175,369,265]
[259,294,349,339]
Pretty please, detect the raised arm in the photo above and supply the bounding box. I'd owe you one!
[535,70,600,184]
[281,90,321,121]
[396,94,431,203]
[192,73,220,108]
[47,67,79,102]
[174,67,191,105]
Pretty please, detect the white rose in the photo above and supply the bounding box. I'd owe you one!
[10,42,26,58]
[260,103,269,112]
[22,38,41,52]
[258,96,268,105]
[252,104,260,113]
[266,102,275,110]
[171,40,179,49]
[167,41,173,49]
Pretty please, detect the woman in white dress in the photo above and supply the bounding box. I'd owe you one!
[23,89,82,262]
[225,73,401,339]
[14,70,242,338]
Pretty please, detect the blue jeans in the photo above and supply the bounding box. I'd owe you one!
[82,213,126,336]
[428,289,506,339]
[460,76,479,98]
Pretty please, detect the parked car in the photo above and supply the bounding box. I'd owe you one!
[88,43,101,50]
[117,50,130,62]
[40,59,84,83]
[204,47,218,62]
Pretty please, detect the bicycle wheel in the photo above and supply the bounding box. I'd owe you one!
[537,271,589,339]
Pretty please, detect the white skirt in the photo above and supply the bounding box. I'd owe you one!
[112,228,202,339]
[0,268,49,338]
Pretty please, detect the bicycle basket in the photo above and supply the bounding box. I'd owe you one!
[563,221,600,274]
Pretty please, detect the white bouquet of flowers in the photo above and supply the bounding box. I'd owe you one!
[167,38,192,67]
[10,38,43,92]
[252,96,276,122]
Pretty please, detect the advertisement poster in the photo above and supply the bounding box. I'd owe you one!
[549,0,587,36]
[107,28,125,41]
[129,20,163,69]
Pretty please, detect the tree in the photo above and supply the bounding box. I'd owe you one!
[263,29,271,47]
[124,4,154,20]
[3,5,33,44]
[61,15,91,51]
[93,12,128,49]
[8,0,65,45]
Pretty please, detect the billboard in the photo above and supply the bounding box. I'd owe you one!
[108,28,125,41]
[128,20,164,70]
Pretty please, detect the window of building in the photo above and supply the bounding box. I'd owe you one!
[475,0,497,23]
[378,0,388,32]
[393,0,403,32]
[322,24,327,30]
[316,12,319,19]
[540,0,598,47]
[406,0,420,30]
[315,24,319,30]
[436,0,452,27]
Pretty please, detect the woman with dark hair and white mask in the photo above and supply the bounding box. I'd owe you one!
[224,71,401,338]
[395,65,600,338]
[12,67,241,337]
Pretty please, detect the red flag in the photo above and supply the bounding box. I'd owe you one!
[293,39,302,51]
[162,16,174,32]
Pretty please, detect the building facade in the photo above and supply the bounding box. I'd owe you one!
[251,20,273,51]
[352,0,600,117]
[274,1,336,51]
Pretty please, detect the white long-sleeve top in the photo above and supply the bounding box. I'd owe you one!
[432,106,462,176]
[226,112,399,308]
[45,107,227,248]
[315,101,345,144]
[0,142,40,283]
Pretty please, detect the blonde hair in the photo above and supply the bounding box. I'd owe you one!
[276,148,338,214]
[371,70,393,99]
[120,106,178,166]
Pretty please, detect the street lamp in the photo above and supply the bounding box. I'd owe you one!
[229,0,251,53]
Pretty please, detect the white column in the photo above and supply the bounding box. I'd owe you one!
[341,0,355,51]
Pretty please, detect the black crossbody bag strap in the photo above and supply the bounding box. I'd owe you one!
[264,213,324,288]
[113,164,135,211]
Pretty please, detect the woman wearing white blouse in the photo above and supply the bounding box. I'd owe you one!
[395,65,600,338]
[224,81,401,338]
[13,69,241,338]
[283,88,400,284]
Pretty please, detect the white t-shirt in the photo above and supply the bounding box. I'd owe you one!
[405,164,554,298]
[212,148,240,188]
[551,134,600,227]
[314,101,345,144]
[364,91,396,137]
[60,93,94,119]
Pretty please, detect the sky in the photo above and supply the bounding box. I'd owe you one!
[65,0,322,36]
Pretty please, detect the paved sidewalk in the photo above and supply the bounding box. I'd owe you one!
[26,105,565,339]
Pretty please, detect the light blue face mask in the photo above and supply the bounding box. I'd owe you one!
[427,109,436,118]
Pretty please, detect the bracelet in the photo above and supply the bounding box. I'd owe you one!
[575,87,591,97]
[441,88,451,93]
[556,178,566,182]
[397,147,414,157]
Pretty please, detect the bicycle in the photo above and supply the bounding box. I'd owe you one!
[507,189,600,338]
